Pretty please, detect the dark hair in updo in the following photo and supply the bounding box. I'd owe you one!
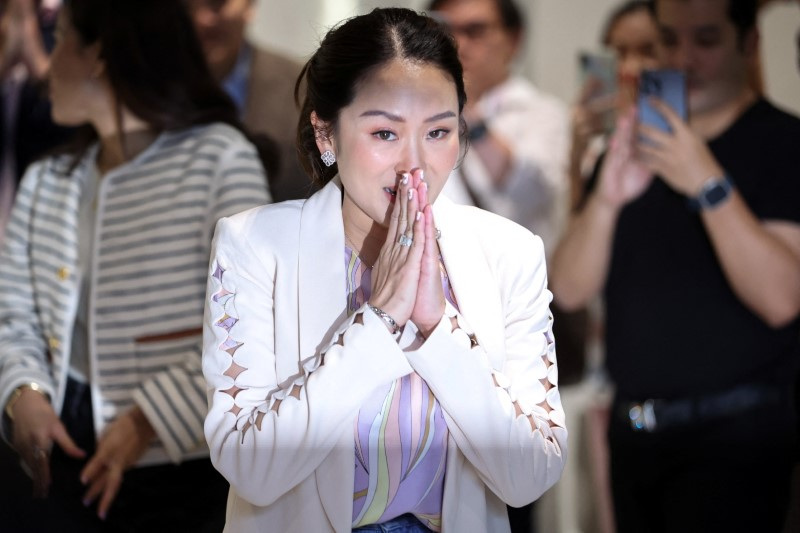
[295,7,467,186]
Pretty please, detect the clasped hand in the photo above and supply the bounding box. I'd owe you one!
[368,168,445,339]
[0,0,49,80]
[11,390,154,520]
[596,99,723,209]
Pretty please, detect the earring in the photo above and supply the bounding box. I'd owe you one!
[321,150,336,167]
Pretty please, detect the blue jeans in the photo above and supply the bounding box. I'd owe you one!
[352,513,432,532]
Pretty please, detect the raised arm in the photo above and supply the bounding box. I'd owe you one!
[637,100,800,327]
[550,110,653,310]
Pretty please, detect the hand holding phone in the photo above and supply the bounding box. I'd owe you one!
[637,69,688,133]
[578,51,617,135]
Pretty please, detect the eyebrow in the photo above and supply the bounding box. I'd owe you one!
[359,110,457,122]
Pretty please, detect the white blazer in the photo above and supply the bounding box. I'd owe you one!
[202,179,567,532]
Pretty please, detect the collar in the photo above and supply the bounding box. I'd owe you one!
[222,43,254,116]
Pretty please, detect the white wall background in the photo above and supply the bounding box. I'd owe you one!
[250,0,800,115]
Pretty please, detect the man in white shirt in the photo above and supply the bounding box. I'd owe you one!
[428,0,569,257]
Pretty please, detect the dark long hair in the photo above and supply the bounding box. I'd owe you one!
[58,0,278,174]
[602,1,656,46]
[295,8,467,186]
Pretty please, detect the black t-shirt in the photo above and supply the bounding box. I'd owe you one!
[601,99,800,400]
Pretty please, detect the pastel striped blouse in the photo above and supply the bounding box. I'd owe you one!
[346,248,457,531]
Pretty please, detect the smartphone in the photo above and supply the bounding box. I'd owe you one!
[579,51,617,98]
[578,51,617,133]
[637,69,688,133]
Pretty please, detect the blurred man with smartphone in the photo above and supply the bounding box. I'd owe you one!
[550,0,800,531]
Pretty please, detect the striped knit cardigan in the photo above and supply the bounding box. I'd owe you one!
[0,123,270,465]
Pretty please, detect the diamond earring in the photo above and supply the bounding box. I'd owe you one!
[321,150,336,167]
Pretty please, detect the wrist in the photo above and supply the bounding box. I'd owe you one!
[128,407,156,440]
[467,120,489,143]
[687,173,733,212]
[367,303,400,335]
[416,320,439,340]
[590,189,623,216]
[5,383,49,421]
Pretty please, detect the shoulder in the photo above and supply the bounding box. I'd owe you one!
[215,198,305,252]
[169,122,252,151]
[250,44,303,75]
[496,77,568,117]
[441,200,544,259]
[729,99,800,146]
[19,149,94,189]
[145,124,258,168]
[752,99,800,129]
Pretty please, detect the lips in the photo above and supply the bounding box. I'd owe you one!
[383,187,397,203]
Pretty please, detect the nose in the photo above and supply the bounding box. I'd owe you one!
[395,137,425,177]
[668,40,693,72]
[192,6,219,29]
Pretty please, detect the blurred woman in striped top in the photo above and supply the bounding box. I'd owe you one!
[0,0,270,530]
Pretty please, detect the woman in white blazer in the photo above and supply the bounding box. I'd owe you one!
[203,8,567,533]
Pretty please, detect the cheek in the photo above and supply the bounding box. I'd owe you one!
[427,142,460,202]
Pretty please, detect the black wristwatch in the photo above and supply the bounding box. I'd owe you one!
[467,121,489,142]
[687,174,733,211]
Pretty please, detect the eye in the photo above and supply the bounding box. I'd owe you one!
[660,29,677,49]
[373,130,397,141]
[428,129,451,140]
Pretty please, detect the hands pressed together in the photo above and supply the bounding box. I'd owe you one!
[10,390,155,520]
[0,0,50,81]
[596,97,723,210]
[368,168,445,339]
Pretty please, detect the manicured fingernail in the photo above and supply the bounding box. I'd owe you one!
[83,498,91,507]
[408,189,414,200]
[400,173,409,185]
[99,511,107,521]
[416,211,422,221]
[421,181,428,191]
[419,170,425,181]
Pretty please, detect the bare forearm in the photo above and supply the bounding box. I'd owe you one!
[470,134,513,188]
[702,193,800,328]
[550,193,620,310]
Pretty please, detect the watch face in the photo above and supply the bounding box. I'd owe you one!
[705,183,728,205]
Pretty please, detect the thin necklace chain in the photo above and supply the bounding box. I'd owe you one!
[344,233,374,269]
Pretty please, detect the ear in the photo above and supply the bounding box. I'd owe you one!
[86,42,106,79]
[741,26,759,57]
[244,0,257,25]
[311,111,334,155]
[508,29,523,58]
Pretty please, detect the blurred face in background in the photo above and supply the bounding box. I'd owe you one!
[432,0,519,101]
[183,0,254,80]
[656,0,755,115]
[606,8,664,106]
[48,6,107,126]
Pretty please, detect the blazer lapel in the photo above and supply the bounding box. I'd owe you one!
[297,178,354,531]
[434,199,506,369]
[297,178,348,359]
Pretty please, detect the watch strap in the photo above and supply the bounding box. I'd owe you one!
[4,383,48,421]
[467,121,489,142]
[687,174,733,211]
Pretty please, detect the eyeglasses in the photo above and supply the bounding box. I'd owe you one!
[181,0,229,13]
[443,20,505,41]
